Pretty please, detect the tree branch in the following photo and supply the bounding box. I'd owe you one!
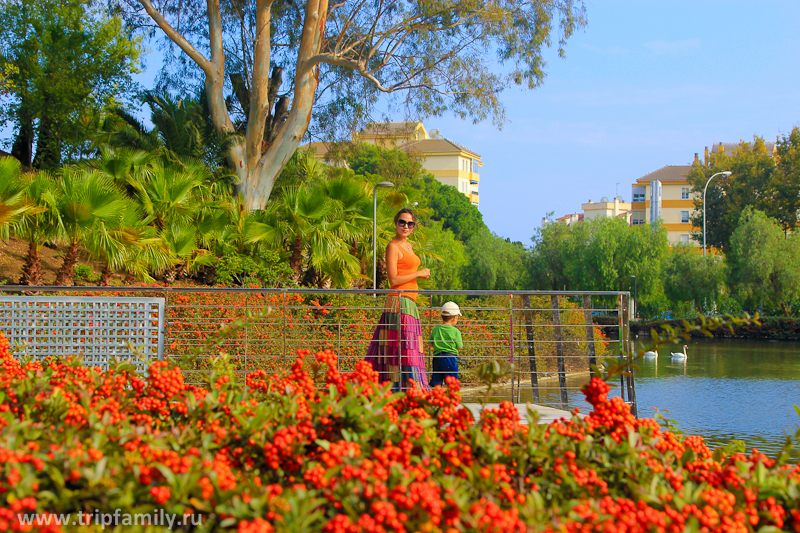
[245,0,272,166]
[137,0,212,74]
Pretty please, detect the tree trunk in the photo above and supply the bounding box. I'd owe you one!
[20,241,42,286]
[205,0,327,211]
[99,263,112,286]
[139,0,329,210]
[32,114,61,170]
[289,237,303,281]
[163,265,178,284]
[11,103,34,167]
[781,302,791,318]
[54,242,80,286]
[124,269,137,285]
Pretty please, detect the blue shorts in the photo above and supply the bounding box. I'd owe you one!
[431,353,459,387]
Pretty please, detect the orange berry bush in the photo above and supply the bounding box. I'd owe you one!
[1,330,799,532]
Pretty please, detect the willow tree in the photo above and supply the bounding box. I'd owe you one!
[128,0,586,209]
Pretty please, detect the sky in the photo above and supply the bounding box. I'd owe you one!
[417,0,800,243]
[6,0,799,245]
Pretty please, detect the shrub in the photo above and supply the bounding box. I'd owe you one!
[2,331,800,532]
[212,250,294,287]
[72,264,97,283]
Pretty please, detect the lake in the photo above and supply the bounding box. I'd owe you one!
[462,338,800,457]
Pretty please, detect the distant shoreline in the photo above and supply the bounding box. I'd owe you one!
[630,317,800,340]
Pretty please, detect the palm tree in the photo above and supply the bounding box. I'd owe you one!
[200,194,278,257]
[321,176,373,283]
[53,168,127,286]
[82,198,162,285]
[265,183,360,287]
[91,145,153,194]
[98,91,240,171]
[0,157,44,238]
[159,223,214,284]
[16,172,60,286]
[127,159,213,230]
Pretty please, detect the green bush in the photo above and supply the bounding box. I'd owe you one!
[72,264,97,283]
[212,250,293,287]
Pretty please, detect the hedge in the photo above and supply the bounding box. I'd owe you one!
[2,332,800,532]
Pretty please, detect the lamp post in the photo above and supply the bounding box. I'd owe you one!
[630,275,637,319]
[703,171,732,257]
[373,181,395,291]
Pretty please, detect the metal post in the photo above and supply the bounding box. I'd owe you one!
[373,188,378,291]
[281,289,287,363]
[509,294,514,404]
[244,292,249,386]
[618,294,626,404]
[550,295,568,408]
[582,294,597,378]
[703,171,732,257]
[521,295,539,404]
[373,181,394,291]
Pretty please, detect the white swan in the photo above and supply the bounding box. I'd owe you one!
[671,345,688,362]
[643,350,658,359]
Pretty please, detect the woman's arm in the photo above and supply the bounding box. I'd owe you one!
[386,243,430,286]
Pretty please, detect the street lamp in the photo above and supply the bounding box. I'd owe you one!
[703,171,732,257]
[630,275,637,319]
[373,181,394,291]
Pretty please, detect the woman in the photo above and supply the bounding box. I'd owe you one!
[365,208,431,391]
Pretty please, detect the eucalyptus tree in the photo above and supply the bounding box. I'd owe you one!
[54,168,128,286]
[120,0,586,209]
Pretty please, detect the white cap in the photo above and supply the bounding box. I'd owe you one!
[441,301,462,316]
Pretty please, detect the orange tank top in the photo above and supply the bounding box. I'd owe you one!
[389,240,420,301]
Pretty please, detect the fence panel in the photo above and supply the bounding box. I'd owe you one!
[0,295,164,372]
[0,287,633,413]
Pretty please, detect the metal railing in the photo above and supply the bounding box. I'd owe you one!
[0,286,637,415]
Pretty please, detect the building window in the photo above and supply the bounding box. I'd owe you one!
[681,187,690,200]
[681,211,690,223]
[680,234,691,243]
[633,193,645,202]
[472,159,479,173]
[632,218,645,226]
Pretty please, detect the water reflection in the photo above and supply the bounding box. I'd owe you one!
[462,338,800,457]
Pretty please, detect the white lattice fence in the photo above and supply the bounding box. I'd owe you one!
[0,296,165,372]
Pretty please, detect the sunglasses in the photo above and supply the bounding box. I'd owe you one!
[397,219,416,229]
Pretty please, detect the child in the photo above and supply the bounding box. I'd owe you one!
[429,301,463,387]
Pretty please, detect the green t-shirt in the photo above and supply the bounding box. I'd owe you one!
[430,324,463,356]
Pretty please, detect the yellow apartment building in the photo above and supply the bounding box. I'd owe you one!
[304,121,482,207]
[630,165,695,244]
[581,196,632,223]
[357,122,482,207]
[631,142,779,245]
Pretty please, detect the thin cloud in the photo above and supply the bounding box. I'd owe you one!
[582,44,631,57]
[644,38,702,54]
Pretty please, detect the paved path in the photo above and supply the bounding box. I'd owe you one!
[462,403,584,425]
